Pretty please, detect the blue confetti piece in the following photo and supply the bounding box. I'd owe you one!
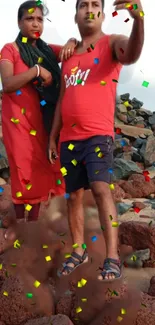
[0,187,4,194]
[120,139,127,147]
[91,235,97,242]
[108,168,113,174]
[16,90,22,96]
[94,58,99,64]
[40,100,46,106]
[64,193,70,199]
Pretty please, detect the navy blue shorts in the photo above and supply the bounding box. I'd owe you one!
[60,135,114,193]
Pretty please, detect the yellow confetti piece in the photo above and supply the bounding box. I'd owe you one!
[97,152,103,158]
[95,170,99,174]
[42,245,48,248]
[60,167,67,176]
[81,298,87,302]
[0,264,2,270]
[34,280,41,288]
[21,108,26,114]
[125,3,131,8]
[14,239,21,248]
[117,316,123,322]
[121,308,126,315]
[26,183,32,190]
[71,66,78,74]
[25,204,32,211]
[95,146,100,153]
[68,143,75,151]
[3,291,8,296]
[131,254,137,261]
[22,37,28,43]
[80,278,87,286]
[45,255,52,262]
[16,191,22,198]
[30,129,37,136]
[65,253,71,258]
[112,222,119,227]
[100,81,106,86]
[10,118,20,124]
[109,183,115,190]
[89,12,95,19]
[72,243,79,248]
[140,11,144,16]
[28,8,35,13]
[71,159,77,166]
[78,281,83,288]
[123,101,130,107]
[38,57,43,63]
[76,306,82,313]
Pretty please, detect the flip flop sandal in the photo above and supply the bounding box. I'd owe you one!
[98,257,122,282]
[57,250,88,277]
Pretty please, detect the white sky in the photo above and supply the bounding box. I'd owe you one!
[0,0,154,110]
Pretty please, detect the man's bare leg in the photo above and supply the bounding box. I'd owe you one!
[91,181,119,280]
[61,188,88,275]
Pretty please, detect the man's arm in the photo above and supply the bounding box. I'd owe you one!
[111,0,144,65]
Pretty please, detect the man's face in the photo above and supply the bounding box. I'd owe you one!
[75,0,104,34]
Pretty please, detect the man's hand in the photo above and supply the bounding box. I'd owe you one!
[113,0,144,19]
[48,136,58,164]
[59,38,78,62]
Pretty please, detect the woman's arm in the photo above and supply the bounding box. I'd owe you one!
[0,61,38,93]
[0,45,38,93]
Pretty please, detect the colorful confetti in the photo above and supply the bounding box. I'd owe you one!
[142,81,149,88]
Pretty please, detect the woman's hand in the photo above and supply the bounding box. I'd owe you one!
[48,136,58,164]
[59,38,78,62]
[40,66,53,87]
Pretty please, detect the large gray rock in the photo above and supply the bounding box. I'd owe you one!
[113,158,142,179]
[143,135,155,166]
[149,113,155,125]
[116,103,127,114]
[0,141,8,170]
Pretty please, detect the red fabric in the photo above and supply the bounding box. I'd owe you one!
[0,43,65,204]
[60,35,122,142]
[48,44,62,63]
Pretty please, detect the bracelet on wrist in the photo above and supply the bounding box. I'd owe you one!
[34,64,40,77]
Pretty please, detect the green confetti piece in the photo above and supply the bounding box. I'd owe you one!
[101,225,105,231]
[97,11,101,17]
[142,80,149,87]
[109,215,113,221]
[26,293,33,298]
[77,79,83,84]
[71,123,76,128]
[90,44,94,50]
[133,4,138,9]
[82,243,87,249]
[112,79,118,83]
[141,303,147,307]
[56,179,62,185]
[11,264,17,267]
[5,271,9,278]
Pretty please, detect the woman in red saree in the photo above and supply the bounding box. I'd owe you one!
[0,0,77,221]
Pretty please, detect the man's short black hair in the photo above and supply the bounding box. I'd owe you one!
[76,0,105,11]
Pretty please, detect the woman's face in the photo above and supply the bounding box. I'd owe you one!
[18,7,44,39]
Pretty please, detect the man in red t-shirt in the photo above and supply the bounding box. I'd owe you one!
[49,0,144,281]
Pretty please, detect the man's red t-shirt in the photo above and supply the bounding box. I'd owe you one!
[59,34,122,142]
